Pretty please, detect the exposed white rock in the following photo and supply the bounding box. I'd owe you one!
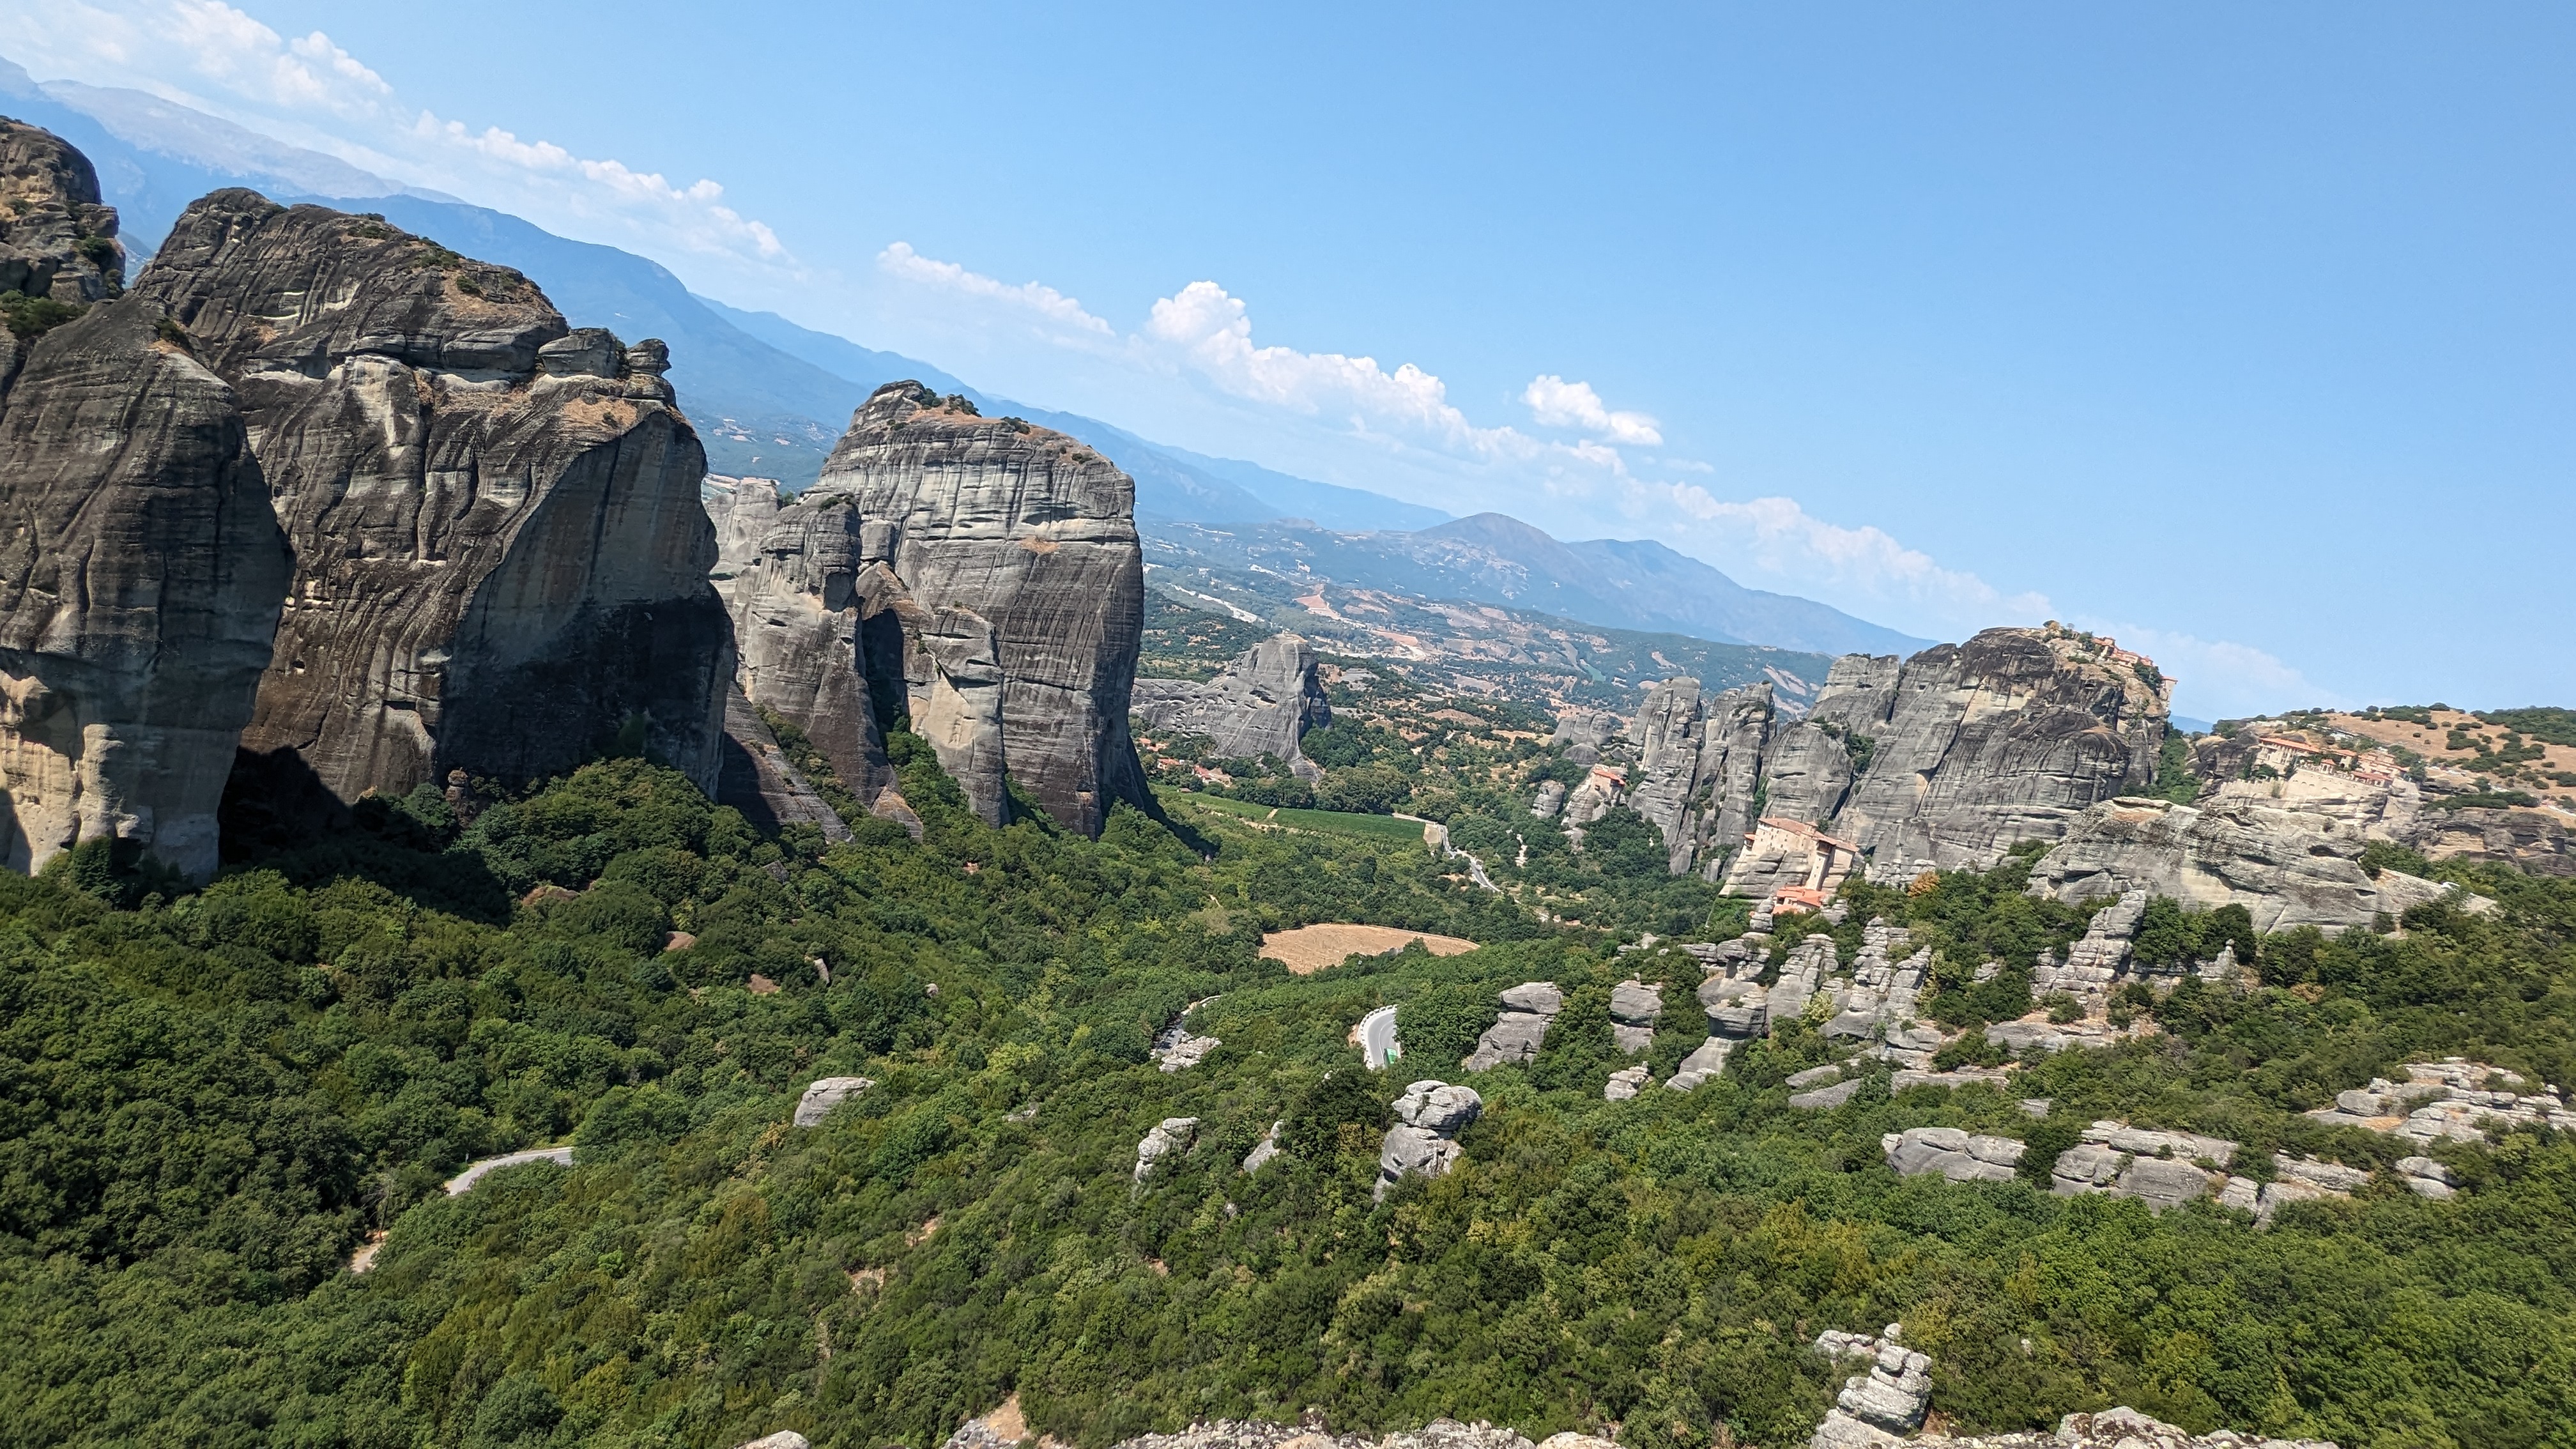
[1134,1117,1199,1184]
[1882,1126,2026,1183]
[1604,1064,1651,1100]
[1463,982,1563,1070]
[1609,978,1663,1054]
[2302,1058,2576,1141]
[2397,1154,2458,1199]
[1809,1326,1931,1448]
[1241,1120,1284,1174]
[793,1075,874,1128]
[737,1434,810,1449]
[1377,1080,1482,1199]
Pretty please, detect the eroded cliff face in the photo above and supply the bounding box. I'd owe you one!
[725,494,910,812]
[806,383,1146,834]
[132,191,730,804]
[0,118,124,377]
[0,295,291,879]
[1132,632,1330,781]
[1603,625,2170,889]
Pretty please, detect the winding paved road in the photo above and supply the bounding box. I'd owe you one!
[1358,1006,1402,1070]
[443,1146,575,1197]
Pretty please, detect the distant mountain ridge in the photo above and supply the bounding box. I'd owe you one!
[0,55,1920,663]
[1141,514,1927,658]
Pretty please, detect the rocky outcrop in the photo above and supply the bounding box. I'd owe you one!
[809,384,1146,834]
[2303,1058,2576,1142]
[1131,632,1329,779]
[1618,627,2168,888]
[1549,707,1617,765]
[1134,1116,1198,1184]
[1107,1419,1614,1449]
[793,1075,873,1127]
[0,293,292,879]
[1901,1407,2336,1449]
[1462,981,1562,1070]
[1609,979,1662,1054]
[133,191,730,804]
[2403,804,2576,878]
[0,117,123,317]
[723,493,910,813]
[1377,1079,1480,1199]
[2048,1122,2238,1211]
[1604,1064,1651,1100]
[1882,1126,2027,1183]
[1240,1120,1284,1172]
[2027,796,2480,932]
[1809,1327,1931,1448]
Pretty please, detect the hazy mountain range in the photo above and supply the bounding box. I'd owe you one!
[0,55,1919,660]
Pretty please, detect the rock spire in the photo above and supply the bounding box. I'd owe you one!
[132,190,732,805]
[804,382,1148,834]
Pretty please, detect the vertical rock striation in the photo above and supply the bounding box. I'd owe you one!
[132,192,730,804]
[809,383,1147,833]
[0,295,290,878]
[1600,625,2170,893]
[1131,632,1330,779]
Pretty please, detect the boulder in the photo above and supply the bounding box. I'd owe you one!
[1608,978,1662,1054]
[133,192,730,806]
[809,384,1147,834]
[1131,632,1330,780]
[793,1075,874,1127]
[1394,1078,1484,1135]
[1133,1116,1199,1184]
[1663,1037,1734,1092]
[0,294,291,879]
[1549,707,1617,765]
[1464,983,1564,1070]
[1377,1080,1480,1198]
[1881,1126,2024,1182]
[737,1435,810,1449]
[1604,1064,1651,1100]
[1790,1079,1864,1109]
[1241,1119,1284,1173]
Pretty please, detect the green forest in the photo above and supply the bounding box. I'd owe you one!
[4,724,2575,1449]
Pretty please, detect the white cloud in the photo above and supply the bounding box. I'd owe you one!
[1521,374,1662,445]
[875,242,1114,335]
[0,0,795,282]
[1642,482,2050,627]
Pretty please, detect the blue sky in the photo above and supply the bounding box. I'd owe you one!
[3,2,2568,719]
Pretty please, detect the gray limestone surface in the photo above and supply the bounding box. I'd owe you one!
[135,190,731,802]
[1132,632,1330,780]
[0,294,291,880]
[811,383,1147,835]
[2027,795,2472,932]
[793,1075,874,1127]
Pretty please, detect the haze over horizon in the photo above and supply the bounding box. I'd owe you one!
[1,0,2566,721]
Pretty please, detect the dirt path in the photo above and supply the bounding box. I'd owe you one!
[1261,923,1478,974]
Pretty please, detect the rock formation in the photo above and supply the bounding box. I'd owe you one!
[2027,795,2478,931]
[1462,981,1562,1070]
[1131,632,1330,779]
[0,126,289,880]
[722,492,916,813]
[1810,1327,1932,1446]
[1377,1079,1481,1199]
[1608,978,1662,1054]
[2303,1057,2576,1142]
[1098,1419,1614,1449]
[793,1075,873,1127]
[1598,626,2170,892]
[808,383,1147,834]
[1882,1126,2027,1183]
[1133,1116,1198,1184]
[1603,1064,1651,1100]
[132,190,731,804]
[0,119,124,388]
